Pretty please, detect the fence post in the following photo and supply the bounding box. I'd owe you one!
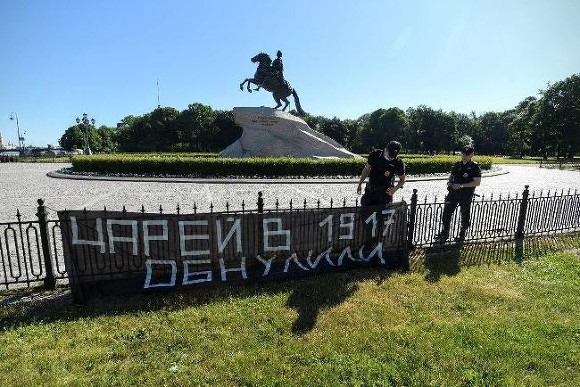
[515,185,530,239]
[407,189,418,249]
[36,199,56,290]
[257,191,264,213]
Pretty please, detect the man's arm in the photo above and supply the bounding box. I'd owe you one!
[450,177,481,190]
[387,174,406,196]
[356,164,371,195]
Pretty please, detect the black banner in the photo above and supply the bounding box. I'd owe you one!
[58,202,408,303]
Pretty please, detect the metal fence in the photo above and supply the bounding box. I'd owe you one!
[1,186,579,291]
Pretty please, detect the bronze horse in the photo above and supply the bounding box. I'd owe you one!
[240,53,305,116]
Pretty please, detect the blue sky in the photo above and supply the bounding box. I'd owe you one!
[1,0,579,147]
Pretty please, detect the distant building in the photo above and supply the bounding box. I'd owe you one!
[0,131,18,151]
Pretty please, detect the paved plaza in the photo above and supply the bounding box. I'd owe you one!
[1,163,579,221]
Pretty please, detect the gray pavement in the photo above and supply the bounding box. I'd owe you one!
[1,163,579,221]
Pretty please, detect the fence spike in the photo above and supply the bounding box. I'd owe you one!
[226,202,230,213]
[16,209,21,220]
[330,198,333,209]
[122,206,127,215]
[289,199,293,210]
[176,203,180,215]
[275,199,279,211]
[355,197,359,208]
[257,192,264,213]
[159,204,163,214]
[241,200,246,213]
[193,202,197,214]
[303,198,307,210]
[343,198,347,208]
[210,203,214,213]
[141,205,145,214]
[317,199,321,209]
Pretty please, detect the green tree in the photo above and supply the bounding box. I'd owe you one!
[507,97,538,156]
[59,125,85,151]
[473,111,510,155]
[97,125,118,152]
[177,103,217,152]
[343,119,363,153]
[407,106,448,153]
[536,74,580,158]
[450,111,477,151]
[361,108,408,151]
[59,123,103,152]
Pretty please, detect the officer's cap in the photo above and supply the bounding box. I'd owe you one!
[461,145,475,155]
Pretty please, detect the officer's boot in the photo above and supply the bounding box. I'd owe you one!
[455,228,467,243]
[434,229,449,243]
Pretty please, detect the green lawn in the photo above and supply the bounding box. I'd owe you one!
[1,235,579,386]
[491,156,580,165]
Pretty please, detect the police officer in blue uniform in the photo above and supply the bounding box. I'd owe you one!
[435,145,481,242]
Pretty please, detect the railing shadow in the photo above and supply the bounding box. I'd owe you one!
[411,233,580,282]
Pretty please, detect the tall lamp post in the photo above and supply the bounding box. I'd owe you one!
[76,113,95,155]
[9,112,24,155]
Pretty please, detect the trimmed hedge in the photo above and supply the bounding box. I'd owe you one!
[70,154,492,178]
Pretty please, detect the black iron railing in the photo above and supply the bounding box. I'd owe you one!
[1,187,578,291]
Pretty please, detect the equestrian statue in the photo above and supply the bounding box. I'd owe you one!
[240,51,306,116]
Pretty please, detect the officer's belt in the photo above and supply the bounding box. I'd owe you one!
[366,185,389,193]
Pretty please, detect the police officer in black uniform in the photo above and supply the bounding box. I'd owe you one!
[357,141,406,207]
[435,145,481,242]
[356,141,405,206]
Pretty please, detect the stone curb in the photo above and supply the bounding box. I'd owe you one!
[46,168,509,184]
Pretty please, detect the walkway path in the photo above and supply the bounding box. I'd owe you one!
[1,163,579,221]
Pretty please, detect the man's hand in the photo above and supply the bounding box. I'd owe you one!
[356,184,362,195]
[386,187,398,196]
[450,183,463,190]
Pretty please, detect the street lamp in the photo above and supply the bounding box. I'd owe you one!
[76,113,95,155]
[9,112,24,155]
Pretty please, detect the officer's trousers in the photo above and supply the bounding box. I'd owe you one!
[440,193,473,236]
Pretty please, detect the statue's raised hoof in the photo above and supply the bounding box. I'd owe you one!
[239,85,243,91]
[248,89,252,93]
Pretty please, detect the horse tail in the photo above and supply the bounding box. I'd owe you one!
[292,89,306,116]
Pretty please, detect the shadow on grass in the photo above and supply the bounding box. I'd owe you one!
[412,232,580,282]
[2,233,578,333]
[0,265,396,336]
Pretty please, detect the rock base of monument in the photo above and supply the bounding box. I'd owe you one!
[220,107,360,159]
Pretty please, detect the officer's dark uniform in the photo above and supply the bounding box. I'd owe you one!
[438,158,482,240]
[359,144,406,268]
[361,149,405,207]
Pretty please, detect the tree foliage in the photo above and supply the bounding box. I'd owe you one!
[58,73,580,157]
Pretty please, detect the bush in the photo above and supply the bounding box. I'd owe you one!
[70,154,492,178]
